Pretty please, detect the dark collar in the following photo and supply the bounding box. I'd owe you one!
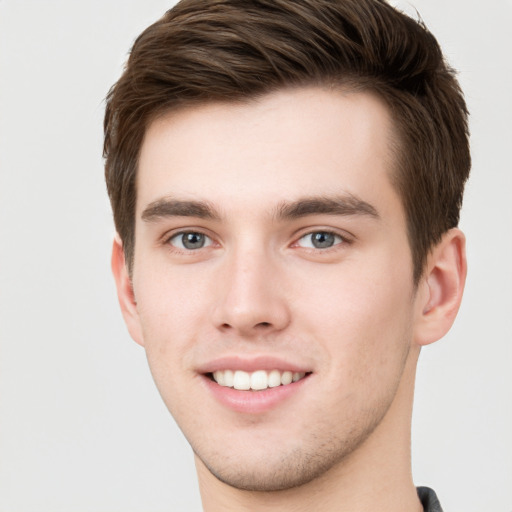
[417,486,444,512]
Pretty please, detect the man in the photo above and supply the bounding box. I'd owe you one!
[104,0,470,510]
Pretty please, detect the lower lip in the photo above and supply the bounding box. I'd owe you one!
[201,374,310,414]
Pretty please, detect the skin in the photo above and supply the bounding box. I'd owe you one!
[112,87,466,511]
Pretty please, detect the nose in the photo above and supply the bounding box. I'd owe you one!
[212,247,291,337]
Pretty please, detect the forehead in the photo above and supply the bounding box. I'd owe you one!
[136,87,400,220]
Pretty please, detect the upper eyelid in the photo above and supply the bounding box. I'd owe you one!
[299,230,343,240]
[163,231,217,255]
[292,226,354,243]
[158,226,354,247]
[294,231,347,248]
[161,227,215,243]
[169,231,214,249]
[168,231,212,241]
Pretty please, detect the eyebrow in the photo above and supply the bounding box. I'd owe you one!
[141,198,221,222]
[275,194,380,220]
[140,193,379,223]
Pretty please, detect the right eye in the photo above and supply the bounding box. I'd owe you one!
[168,232,213,250]
[295,230,345,250]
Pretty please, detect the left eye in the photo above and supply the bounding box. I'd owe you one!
[296,231,343,249]
[168,232,213,250]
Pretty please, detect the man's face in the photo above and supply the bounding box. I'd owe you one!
[126,88,424,491]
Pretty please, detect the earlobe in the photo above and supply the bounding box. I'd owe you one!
[414,228,467,346]
[111,235,145,346]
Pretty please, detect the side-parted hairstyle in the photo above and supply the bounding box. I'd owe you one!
[104,0,470,282]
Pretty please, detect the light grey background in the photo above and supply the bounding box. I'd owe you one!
[0,1,510,510]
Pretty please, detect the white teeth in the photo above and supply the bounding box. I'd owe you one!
[211,369,308,390]
[233,370,251,390]
[281,371,293,385]
[268,369,282,388]
[213,371,224,386]
[250,370,268,391]
[224,369,234,387]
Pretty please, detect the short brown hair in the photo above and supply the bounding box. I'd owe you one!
[104,0,470,282]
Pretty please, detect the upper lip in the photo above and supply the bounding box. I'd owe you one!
[197,355,312,374]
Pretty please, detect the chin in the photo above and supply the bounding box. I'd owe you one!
[193,429,368,493]
[202,451,332,491]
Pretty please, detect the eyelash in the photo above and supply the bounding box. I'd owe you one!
[294,230,348,251]
[162,228,352,253]
[165,230,215,252]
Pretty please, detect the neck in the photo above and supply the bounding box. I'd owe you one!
[197,349,423,512]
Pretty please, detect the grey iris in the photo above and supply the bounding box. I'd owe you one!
[311,232,335,248]
[182,232,205,249]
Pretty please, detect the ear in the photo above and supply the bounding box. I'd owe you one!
[111,234,145,346]
[414,228,467,347]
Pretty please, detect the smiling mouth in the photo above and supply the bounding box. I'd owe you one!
[208,369,311,391]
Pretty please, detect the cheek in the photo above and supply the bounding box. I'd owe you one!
[134,278,201,419]
[134,260,209,329]
[298,255,415,375]
[303,255,412,326]
[133,266,210,378]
